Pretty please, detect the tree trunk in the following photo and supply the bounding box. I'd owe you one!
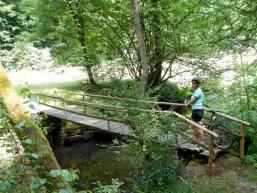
[149,0,162,87]
[0,62,69,190]
[131,0,149,95]
[68,2,96,85]
[239,51,250,111]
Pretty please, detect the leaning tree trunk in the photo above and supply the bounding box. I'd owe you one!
[131,0,149,95]
[68,2,96,85]
[0,62,69,190]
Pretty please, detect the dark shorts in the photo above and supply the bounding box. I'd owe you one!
[191,109,204,121]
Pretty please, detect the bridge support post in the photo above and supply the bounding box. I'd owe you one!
[208,134,214,176]
[240,124,245,163]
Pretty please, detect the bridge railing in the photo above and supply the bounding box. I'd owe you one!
[203,107,250,163]
[52,90,186,107]
[53,90,250,162]
[34,91,221,175]
[35,93,131,132]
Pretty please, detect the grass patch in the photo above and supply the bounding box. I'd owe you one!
[28,79,141,99]
[191,171,241,193]
[247,173,257,181]
[156,180,193,193]
[83,80,141,99]
[29,80,85,92]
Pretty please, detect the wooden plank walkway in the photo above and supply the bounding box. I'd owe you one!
[32,103,135,136]
[156,132,223,155]
[177,135,223,157]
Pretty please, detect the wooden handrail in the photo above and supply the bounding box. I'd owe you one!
[34,92,218,138]
[172,111,218,137]
[35,93,128,112]
[204,107,250,126]
[54,90,186,106]
[54,90,250,126]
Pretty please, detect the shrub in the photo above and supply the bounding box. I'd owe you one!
[155,82,186,103]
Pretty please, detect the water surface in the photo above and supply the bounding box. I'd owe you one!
[53,135,133,190]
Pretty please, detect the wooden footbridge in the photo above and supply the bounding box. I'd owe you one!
[31,90,250,175]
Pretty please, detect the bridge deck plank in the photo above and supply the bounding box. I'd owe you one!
[34,104,135,136]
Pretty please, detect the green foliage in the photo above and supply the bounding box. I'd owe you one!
[154,82,187,103]
[0,0,26,50]
[201,78,225,108]
[156,180,193,193]
[246,173,257,182]
[246,154,257,168]
[118,103,183,192]
[18,84,31,99]
[227,62,257,156]
[49,169,79,183]
[15,0,241,87]
[20,0,104,68]
[1,42,54,70]
[94,179,123,193]
[83,80,141,99]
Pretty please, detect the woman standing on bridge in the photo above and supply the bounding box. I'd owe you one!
[185,77,204,144]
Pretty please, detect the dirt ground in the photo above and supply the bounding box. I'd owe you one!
[182,153,257,193]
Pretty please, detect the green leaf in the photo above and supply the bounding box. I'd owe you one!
[24,138,32,144]
[49,169,61,177]
[39,178,47,185]
[57,188,73,193]
[31,153,39,159]
[61,169,74,182]
[0,183,7,191]
[30,178,47,189]
[31,181,40,189]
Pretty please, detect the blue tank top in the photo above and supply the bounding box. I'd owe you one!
[192,88,204,110]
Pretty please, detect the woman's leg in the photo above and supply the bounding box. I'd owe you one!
[192,122,204,143]
[197,126,204,143]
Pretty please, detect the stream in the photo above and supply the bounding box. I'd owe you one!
[53,133,133,191]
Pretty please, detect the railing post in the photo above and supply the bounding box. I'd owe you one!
[107,120,110,131]
[105,108,110,131]
[84,106,87,114]
[54,90,57,106]
[36,95,39,103]
[208,134,214,176]
[240,123,245,163]
[62,99,67,119]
